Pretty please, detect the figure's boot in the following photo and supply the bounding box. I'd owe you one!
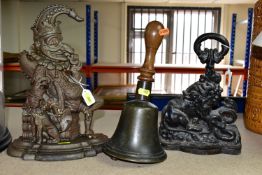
[85,112,94,136]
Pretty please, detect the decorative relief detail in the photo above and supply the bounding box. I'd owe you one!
[159,33,241,155]
[7,5,108,161]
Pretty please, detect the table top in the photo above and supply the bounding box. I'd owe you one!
[1,108,262,175]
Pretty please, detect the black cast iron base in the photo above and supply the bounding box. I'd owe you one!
[0,127,12,152]
[7,134,108,161]
[160,125,241,155]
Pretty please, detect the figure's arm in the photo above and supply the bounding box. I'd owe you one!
[25,66,50,108]
[41,96,62,116]
[79,95,104,114]
[78,96,103,135]
[66,57,82,80]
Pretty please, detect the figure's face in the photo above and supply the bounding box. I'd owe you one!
[39,33,73,62]
[45,35,61,49]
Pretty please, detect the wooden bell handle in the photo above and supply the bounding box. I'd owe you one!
[138,21,165,82]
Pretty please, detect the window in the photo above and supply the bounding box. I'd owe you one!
[127,6,221,93]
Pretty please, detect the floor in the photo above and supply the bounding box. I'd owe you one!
[0,108,262,175]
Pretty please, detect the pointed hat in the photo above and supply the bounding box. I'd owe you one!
[31,4,83,41]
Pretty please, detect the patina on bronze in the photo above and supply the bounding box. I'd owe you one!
[103,21,167,163]
[7,4,108,161]
[159,33,241,155]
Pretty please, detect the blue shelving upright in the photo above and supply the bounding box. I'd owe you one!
[86,5,92,90]
[228,8,253,97]
[94,11,99,90]
[228,13,237,96]
[243,8,253,97]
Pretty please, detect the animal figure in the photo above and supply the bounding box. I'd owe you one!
[161,74,237,141]
[159,33,241,154]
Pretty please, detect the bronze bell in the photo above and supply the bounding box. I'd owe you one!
[103,21,167,163]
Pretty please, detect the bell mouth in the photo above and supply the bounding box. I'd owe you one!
[103,141,167,164]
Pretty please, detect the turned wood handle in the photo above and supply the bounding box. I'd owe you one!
[138,21,165,82]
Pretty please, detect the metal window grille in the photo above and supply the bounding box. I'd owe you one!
[127,6,221,93]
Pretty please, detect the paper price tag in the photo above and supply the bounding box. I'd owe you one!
[225,69,232,86]
[138,88,150,96]
[82,89,96,106]
[159,28,169,36]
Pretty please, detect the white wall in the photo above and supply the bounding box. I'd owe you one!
[15,1,86,61]
[2,1,124,63]
[2,0,20,53]
[92,2,123,85]
[1,0,255,88]
[224,4,254,63]
[2,0,124,87]
[2,0,25,95]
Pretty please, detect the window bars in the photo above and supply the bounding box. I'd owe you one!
[127,6,221,94]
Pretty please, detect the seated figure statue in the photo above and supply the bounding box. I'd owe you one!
[159,33,241,155]
[7,4,107,161]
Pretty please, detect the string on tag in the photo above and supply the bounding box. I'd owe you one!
[65,75,96,106]
[221,43,230,49]
[67,75,89,89]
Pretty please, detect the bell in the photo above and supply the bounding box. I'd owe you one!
[103,21,167,163]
